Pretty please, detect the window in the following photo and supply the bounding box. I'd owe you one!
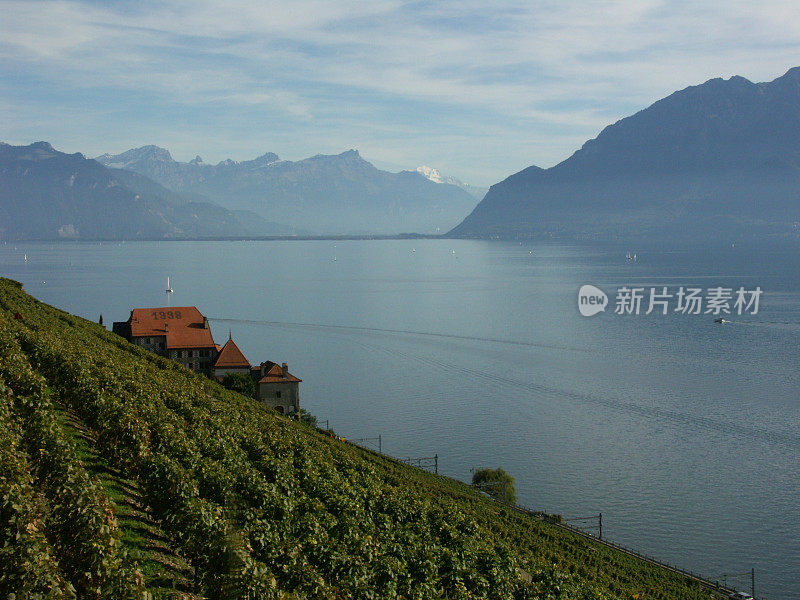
[276,391,281,398]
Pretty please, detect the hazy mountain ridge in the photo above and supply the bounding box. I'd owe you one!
[450,67,800,241]
[97,147,478,235]
[0,142,290,240]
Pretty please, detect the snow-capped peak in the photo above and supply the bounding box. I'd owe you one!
[416,165,487,200]
[416,165,445,184]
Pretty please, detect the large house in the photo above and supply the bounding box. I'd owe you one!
[112,307,217,373]
[113,306,300,413]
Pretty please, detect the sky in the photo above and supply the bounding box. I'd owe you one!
[2,1,800,186]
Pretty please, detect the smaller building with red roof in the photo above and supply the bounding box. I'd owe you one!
[213,336,252,378]
[252,361,302,415]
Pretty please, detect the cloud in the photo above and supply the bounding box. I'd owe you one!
[2,0,800,183]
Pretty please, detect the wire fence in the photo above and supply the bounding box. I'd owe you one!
[313,424,762,599]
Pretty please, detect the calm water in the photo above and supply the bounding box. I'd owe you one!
[2,239,798,599]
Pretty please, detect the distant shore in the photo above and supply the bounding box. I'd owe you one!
[4,233,800,247]
[2,233,443,243]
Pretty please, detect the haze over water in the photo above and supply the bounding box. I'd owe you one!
[2,239,798,599]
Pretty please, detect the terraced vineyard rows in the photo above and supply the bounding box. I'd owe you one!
[0,278,715,599]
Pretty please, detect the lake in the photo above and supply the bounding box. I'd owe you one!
[2,238,798,599]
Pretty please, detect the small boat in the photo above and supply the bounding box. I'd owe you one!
[714,317,726,324]
[166,277,173,293]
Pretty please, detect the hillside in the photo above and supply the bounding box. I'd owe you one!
[0,142,288,240]
[450,67,800,241]
[0,277,717,599]
[96,147,478,235]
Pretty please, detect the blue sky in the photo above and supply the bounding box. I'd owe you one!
[2,1,800,186]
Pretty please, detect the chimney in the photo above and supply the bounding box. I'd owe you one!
[203,317,209,329]
[282,362,288,378]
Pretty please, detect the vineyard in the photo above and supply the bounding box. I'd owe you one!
[0,277,717,599]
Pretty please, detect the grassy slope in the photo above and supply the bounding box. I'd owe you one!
[0,277,714,599]
[54,401,199,598]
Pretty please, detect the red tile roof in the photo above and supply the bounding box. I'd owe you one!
[213,338,251,368]
[257,362,301,384]
[128,307,215,349]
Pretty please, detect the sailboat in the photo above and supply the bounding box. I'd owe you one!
[166,277,173,294]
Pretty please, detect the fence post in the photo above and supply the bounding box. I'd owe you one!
[434,454,438,474]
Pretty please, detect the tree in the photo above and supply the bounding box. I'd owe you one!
[472,467,516,504]
[298,408,318,427]
[221,372,255,397]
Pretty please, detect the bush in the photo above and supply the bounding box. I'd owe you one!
[472,467,516,504]
[221,373,255,398]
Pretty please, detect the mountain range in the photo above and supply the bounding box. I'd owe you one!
[96,147,479,235]
[450,67,800,242]
[0,142,287,240]
[6,67,800,242]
